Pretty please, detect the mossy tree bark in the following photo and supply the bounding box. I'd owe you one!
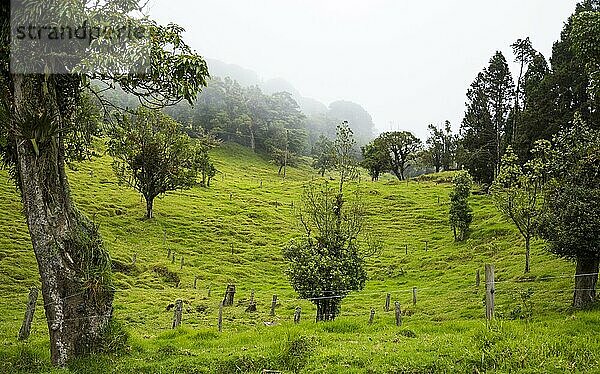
[13,75,114,367]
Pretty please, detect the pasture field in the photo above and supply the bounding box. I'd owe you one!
[0,143,599,373]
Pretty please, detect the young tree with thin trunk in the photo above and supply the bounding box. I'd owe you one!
[108,108,201,219]
[491,143,549,273]
[334,121,359,193]
[449,171,473,241]
[0,1,208,366]
[538,116,600,309]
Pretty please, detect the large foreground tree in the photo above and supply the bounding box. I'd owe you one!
[0,0,208,366]
[538,116,600,309]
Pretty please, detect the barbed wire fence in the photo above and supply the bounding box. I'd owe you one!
[10,267,599,339]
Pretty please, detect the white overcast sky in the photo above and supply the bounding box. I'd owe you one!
[147,1,579,139]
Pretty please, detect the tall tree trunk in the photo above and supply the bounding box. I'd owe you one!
[13,75,114,366]
[525,236,531,273]
[573,257,599,309]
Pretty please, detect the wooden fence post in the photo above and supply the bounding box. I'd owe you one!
[395,302,402,326]
[231,244,234,256]
[171,252,175,264]
[425,241,429,252]
[223,285,236,306]
[132,253,136,266]
[218,301,223,332]
[294,307,301,324]
[369,308,375,325]
[193,276,199,289]
[245,289,257,312]
[18,287,38,340]
[485,264,495,321]
[167,248,171,259]
[270,294,277,316]
[385,293,391,312]
[172,299,183,329]
[405,244,408,255]
[180,256,184,270]
[412,287,417,305]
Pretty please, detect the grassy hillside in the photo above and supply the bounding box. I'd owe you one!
[0,142,599,373]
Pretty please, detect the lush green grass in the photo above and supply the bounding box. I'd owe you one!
[1,142,599,373]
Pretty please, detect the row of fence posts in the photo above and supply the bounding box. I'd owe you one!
[17,265,498,339]
[169,264,498,332]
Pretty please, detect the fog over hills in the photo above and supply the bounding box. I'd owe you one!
[206,58,374,141]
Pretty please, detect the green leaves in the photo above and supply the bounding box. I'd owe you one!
[538,115,600,260]
[369,130,422,181]
[571,11,600,99]
[334,121,359,192]
[107,107,206,217]
[283,181,368,307]
[449,171,473,241]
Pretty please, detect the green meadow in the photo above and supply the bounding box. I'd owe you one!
[1,142,599,373]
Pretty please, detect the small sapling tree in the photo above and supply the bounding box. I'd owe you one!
[491,142,549,273]
[449,171,474,241]
[334,121,359,193]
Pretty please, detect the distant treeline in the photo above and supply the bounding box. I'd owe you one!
[101,76,376,171]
